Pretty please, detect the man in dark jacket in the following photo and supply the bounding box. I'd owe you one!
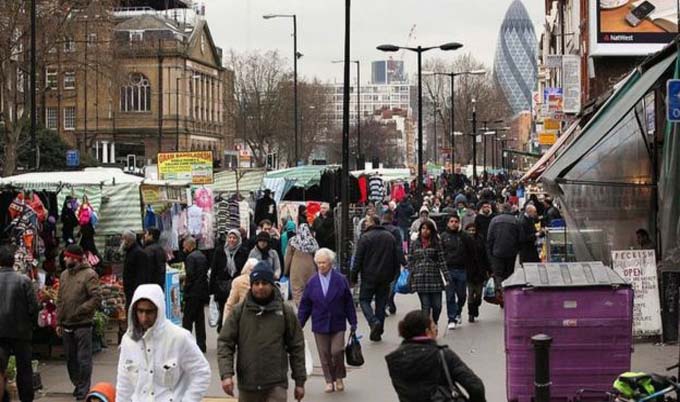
[56,244,101,401]
[182,237,209,353]
[121,230,152,311]
[0,244,40,402]
[218,262,306,401]
[255,189,278,228]
[351,216,401,342]
[487,203,520,294]
[312,205,336,251]
[395,197,415,245]
[542,197,562,227]
[441,215,474,330]
[518,205,540,263]
[474,200,495,242]
[143,227,166,290]
[382,211,407,315]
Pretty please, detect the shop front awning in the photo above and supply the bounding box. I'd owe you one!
[0,167,143,191]
[541,53,676,185]
[210,169,266,196]
[521,119,582,182]
[265,165,340,189]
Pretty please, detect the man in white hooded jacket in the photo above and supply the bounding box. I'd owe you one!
[116,284,211,402]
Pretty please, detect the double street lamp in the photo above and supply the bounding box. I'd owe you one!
[423,69,485,168]
[377,42,463,203]
[263,14,302,166]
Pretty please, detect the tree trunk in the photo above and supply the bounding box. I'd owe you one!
[3,133,19,176]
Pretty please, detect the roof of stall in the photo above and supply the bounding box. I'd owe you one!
[265,165,340,189]
[351,168,412,183]
[0,168,143,190]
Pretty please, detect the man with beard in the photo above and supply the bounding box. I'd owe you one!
[218,261,307,401]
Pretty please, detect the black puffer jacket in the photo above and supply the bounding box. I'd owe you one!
[487,213,520,258]
[352,225,400,285]
[144,241,167,290]
[184,250,210,303]
[386,339,486,402]
[440,229,473,270]
[0,267,40,340]
[210,244,249,301]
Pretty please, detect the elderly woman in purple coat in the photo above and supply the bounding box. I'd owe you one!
[298,248,358,394]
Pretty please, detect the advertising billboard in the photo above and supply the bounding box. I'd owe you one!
[591,0,676,56]
[157,151,214,184]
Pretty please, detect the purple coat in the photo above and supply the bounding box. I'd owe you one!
[298,270,358,334]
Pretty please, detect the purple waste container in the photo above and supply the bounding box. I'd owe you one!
[504,262,633,402]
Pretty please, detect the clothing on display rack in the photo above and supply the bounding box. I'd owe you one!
[144,205,157,229]
[187,204,203,236]
[368,175,385,204]
[358,176,368,203]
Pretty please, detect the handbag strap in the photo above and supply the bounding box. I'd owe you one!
[438,348,457,393]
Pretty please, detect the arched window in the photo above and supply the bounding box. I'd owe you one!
[120,73,151,112]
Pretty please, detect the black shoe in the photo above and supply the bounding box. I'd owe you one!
[469,315,475,323]
[369,324,382,341]
[378,323,384,336]
[388,303,397,315]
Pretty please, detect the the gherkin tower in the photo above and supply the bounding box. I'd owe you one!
[494,0,538,115]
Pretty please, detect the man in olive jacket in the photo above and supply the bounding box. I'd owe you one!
[0,244,40,402]
[56,244,101,401]
[217,261,306,402]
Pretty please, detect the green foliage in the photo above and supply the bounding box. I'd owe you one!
[93,311,108,338]
[5,356,16,381]
[14,128,99,171]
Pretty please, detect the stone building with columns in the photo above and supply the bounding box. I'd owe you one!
[43,4,234,169]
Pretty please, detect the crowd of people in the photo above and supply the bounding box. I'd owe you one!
[0,170,566,402]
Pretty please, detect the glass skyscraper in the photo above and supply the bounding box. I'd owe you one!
[494,0,538,115]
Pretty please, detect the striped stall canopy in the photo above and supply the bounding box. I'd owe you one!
[266,165,340,189]
[210,169,266,196]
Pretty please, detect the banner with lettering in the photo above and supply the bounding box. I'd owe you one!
[612,249,662,337]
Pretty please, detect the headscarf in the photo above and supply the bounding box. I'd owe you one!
[280,219,297,258]
[225,229,242,276]
[288,223,319,254]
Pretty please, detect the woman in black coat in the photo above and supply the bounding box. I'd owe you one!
[386,310,486,402]
[210,229,249,333]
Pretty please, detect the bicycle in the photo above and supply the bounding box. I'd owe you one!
[575,364,680,402]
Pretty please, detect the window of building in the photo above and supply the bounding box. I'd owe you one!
[63,37,75,53]
[120,73,151,112]
[64,71,76,90]
[46,107,58,129]
[46,68,57,89]
[64,107,75,130]
[129,31,144,42]
[87,33,97,47]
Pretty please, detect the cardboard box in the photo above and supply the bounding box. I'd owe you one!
[104,330,119,346]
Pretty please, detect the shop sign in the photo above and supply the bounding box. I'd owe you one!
[544,87,563,117]
[666,79,680,122]
[544,119,561,131]
[538,132,557,145]
[612,249,662,337]
[562,55,582,114]
[545,55,562,69]
[157,151,214,184]
[66,149,80,167]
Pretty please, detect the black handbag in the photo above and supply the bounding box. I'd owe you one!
[345,330,364,367]
[431,349,468,402]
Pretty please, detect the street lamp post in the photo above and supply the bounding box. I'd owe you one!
[378,42,463,204]
[424,69,485,170]
[264,14,300,165]
[471,99,477,186]
[433,106,438,164]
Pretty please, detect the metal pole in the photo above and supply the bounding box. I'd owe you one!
[30,0,37,169]
[450,74,455,168]
[532,334,553,402]
[356,60,360,159]
[158,39,163,155]
[340,0,351,274]
[472,102,477,186]
[483,132,487,174]
[176,77,180,151]
[417,47,424,204]
[293,15,299,165]
[433,106,437,164]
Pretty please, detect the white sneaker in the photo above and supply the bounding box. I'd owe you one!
[455,315,463,325]
[447,322,457,330]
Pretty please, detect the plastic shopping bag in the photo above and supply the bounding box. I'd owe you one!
[484,277,501,305]
[394,268,412,294]
[277,276,291,301]
[345,330,364,367]
[304,339,314,376]
[208,295,219,328]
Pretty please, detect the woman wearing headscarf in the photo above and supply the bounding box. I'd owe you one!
[210,229,249,333]
[280,219,297,258]
[284,223,319,306]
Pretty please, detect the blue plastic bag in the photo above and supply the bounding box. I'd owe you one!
[394,268,412,294]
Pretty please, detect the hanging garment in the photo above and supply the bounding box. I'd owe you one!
[228,196,240,230]
[358,176,368,203]
[144,205,157,229]
[216,198,230,238]
[238,201,250,236]
[391,182,406,202]
[368,175,385,204]
[187,204,203,236]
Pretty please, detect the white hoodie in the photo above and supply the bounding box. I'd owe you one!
[116,284,211,402]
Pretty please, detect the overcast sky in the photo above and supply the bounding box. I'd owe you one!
[203,0,545,83]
